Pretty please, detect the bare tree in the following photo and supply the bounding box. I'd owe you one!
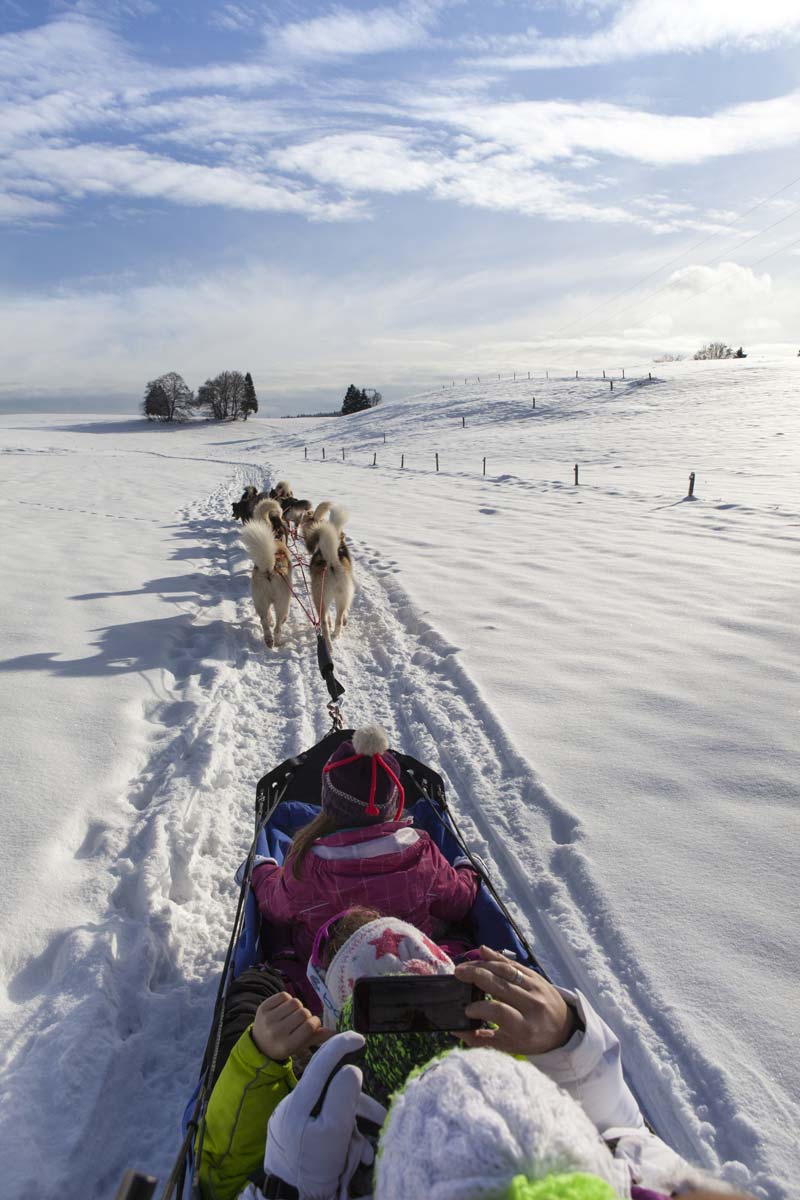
[693,342,735,360]
[142,372,193,422]
[196,370,248,420]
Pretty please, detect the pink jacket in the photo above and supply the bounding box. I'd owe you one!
[252,820,479,965]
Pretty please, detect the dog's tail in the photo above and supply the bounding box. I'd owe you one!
[241,520,276,574]
[252,497,282,523]
[315,522,342,569]
[329,505,349,533]
[310,500,332,522]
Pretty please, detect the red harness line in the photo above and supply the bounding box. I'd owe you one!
[279,526,328,629]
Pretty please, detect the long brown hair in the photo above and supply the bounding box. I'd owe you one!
[288,811,341,879]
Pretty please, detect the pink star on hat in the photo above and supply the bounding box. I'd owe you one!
[368,927,408,959]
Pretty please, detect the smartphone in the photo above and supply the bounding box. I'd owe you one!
[352,975,483,1034]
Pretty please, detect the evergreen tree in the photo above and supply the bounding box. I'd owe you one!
[341,385,382,415]
[243,372,258,419]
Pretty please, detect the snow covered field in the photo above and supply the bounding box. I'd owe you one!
[0,359,797,1199]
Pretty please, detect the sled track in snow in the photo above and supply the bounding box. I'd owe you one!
[0,468,774,1198]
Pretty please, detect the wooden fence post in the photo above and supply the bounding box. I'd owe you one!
[688,471,696,497]
[383,431,386,444]
[482,457,486,476]
[462,415,465,428]
[546,370,549,380]
[532,397,535,408]
[603,370,606,378]
[304,446,308,460]
[401,454,405,469]
[342,447,345,460]
[649,372,652,381]
[373,452,377,466]
[435,452,439,472]
[574,464,579,485]
[622,368,625,379]
[322,447,325,460]
[576,370,579,379]
[610,380,613,390]
[527,371,530,379]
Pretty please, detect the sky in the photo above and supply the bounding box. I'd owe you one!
[2,0,800,414]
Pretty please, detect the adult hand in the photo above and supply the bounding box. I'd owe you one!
[455,945,577,1055]
[264,1030,386,1200]
[251,992,333,1062]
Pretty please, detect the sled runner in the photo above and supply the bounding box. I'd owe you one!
[161,728,541,1200]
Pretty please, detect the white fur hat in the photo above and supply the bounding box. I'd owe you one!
[375,1046,623,1200]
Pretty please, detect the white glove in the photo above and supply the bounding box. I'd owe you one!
[234,855,277,885]
[263,1031,386,1200]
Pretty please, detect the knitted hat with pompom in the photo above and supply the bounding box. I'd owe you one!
[321,725,404,825]
[374,1046,625,1200]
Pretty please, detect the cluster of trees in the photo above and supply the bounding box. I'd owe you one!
[143,371,258,422]
[342,385,382,415]
[693,343,747,360]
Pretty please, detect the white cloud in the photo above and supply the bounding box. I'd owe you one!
[6,143,361,220]
[0,257,796,409]
[471,0,800,69]
[268,3,437,60]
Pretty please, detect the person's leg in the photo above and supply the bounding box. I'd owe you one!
[211,964,286,1087]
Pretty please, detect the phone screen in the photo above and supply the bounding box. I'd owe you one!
[352,975,483,1033]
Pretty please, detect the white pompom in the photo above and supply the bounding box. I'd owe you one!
[352,725,390,757]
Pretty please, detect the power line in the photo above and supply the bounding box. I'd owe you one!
[544,172,800,344]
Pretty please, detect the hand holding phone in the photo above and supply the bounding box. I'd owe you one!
[352,975,484,1034]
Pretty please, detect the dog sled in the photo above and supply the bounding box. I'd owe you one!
[137,722,542,1200]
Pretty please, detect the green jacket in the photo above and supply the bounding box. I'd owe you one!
[198,1027,297,1200]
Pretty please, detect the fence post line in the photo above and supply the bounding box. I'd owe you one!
[546,370,549,380]
[482,456,486,476]
[610,380,613,390]
[435,452,439,472]
[622,368,625,379]
[462,415,465,428]
[527,371,530,380]
[513,371,516,381]
[574,464,579,485]
[576,370,579,379]
[322,446,325,460]
[373,452,377,466]
[401,453,405,469]
[304,446,308,460]
[603,370,606,378]
[342,448,345,460]
[649,372,652,381]
[688,471,696,497]
[532,397,535,408]
[383,431,386,444]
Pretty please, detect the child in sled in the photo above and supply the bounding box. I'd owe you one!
[251,725,480,969]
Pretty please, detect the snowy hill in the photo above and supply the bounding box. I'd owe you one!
[0,358,797,1198]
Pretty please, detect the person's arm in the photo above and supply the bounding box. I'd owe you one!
[198,994,331,1200]
[426,842,480,922]
[198,1030,296,1200]
[250,860,297,925]
[454,947,642,1132]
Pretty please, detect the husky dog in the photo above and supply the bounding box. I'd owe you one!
[300,501,332,552]
[270,480,293,500]
[232,485,262,523]
[310,505,354,645]
[253,496,289,542]
[240,520,292,647]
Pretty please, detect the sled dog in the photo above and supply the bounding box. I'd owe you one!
[240,520,292,648]
[270,480,293,500]
[300,501,332,552]
[232,485,261,523]
[310,505,354,644]
[253,496,289,542]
